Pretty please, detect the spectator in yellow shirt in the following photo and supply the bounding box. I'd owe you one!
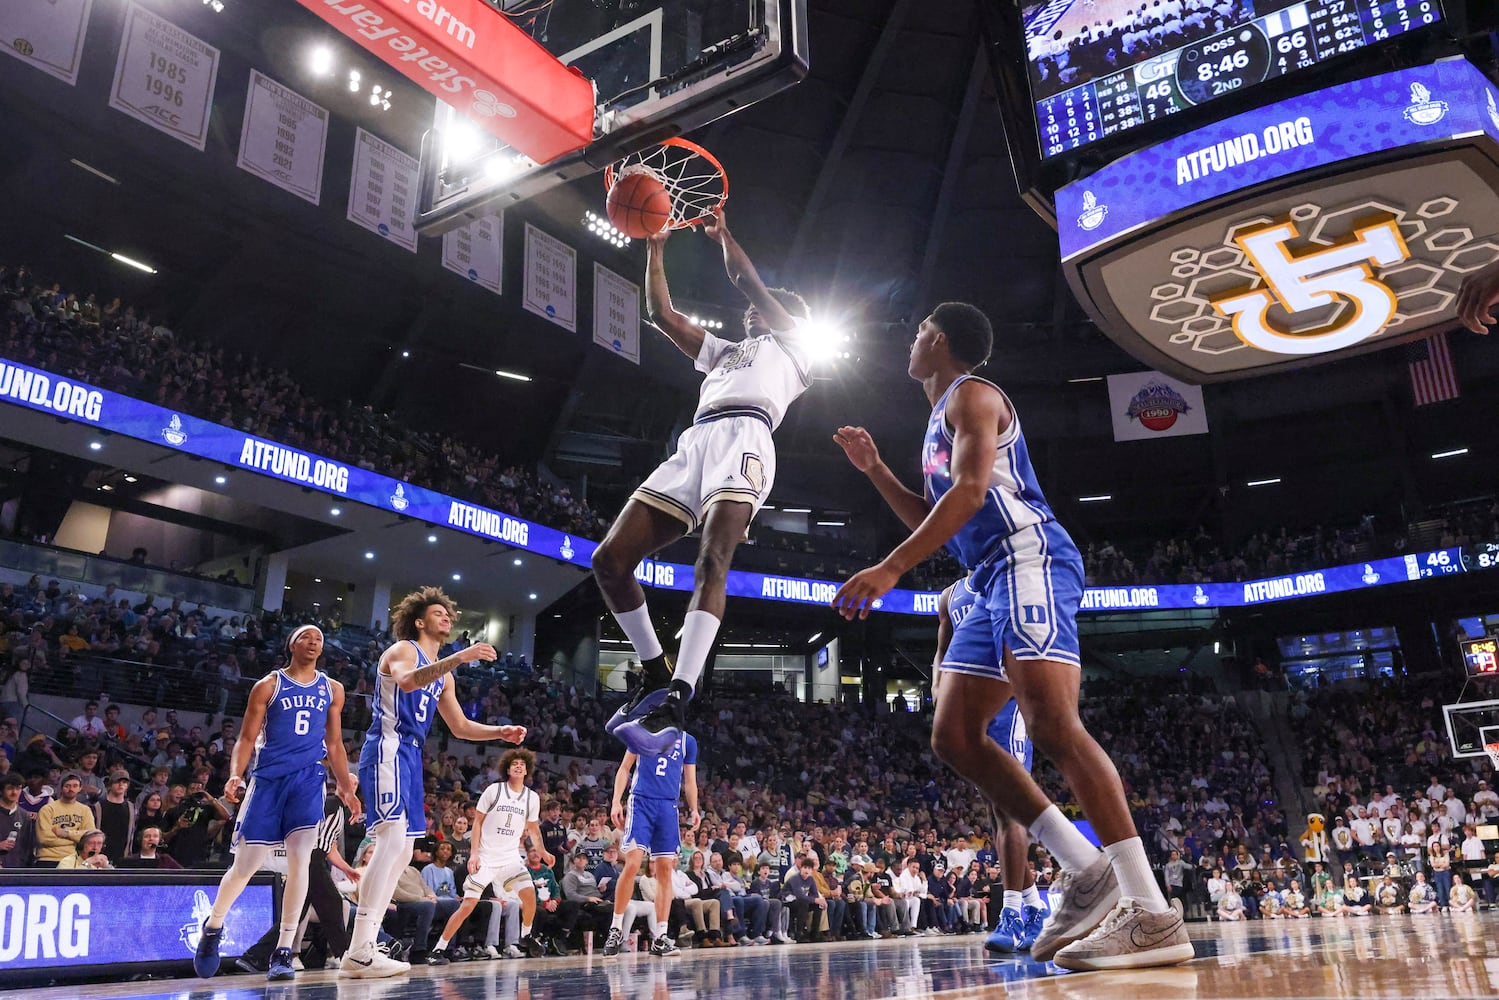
[36,775,94,865]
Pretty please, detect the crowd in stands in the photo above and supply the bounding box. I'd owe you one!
[1083,522,1376,588]
[1028,0,1257,100]
[0,264,609,542]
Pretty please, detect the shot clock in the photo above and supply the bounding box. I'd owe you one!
[1462,637,1499,677]
[1027,0,1446,158]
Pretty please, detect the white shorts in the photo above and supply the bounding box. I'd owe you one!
[633,411,776,532]
[463,857,531,900]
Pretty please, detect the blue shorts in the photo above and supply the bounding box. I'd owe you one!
[623,796,680,859]
[986,701,1034,772]
[234,765,325,846]
[943,522,1083,680]
[359,737,426,837]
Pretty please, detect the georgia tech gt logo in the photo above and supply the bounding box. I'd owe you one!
[1211,217,1409,356]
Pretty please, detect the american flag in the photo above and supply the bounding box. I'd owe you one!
[1407,332,1459,406]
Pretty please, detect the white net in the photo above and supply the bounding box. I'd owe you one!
[609,140,727,229]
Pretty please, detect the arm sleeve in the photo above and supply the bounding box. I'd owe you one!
[693,332,731,374]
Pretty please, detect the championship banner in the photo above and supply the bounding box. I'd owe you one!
[236,70,329,205]
[108,3,219,150]
[0,0,93,85]
[346,128,418,252]
[442,214,503,295]
[1106,371,1209,442]
[522,224,577,331]
[592,263,641,365]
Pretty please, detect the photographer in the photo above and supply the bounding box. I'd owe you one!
[162,768,230,867]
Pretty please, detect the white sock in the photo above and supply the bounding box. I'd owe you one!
[1104,837,1169,912]
[521,923,532,938]
[654,920,668,939]
[435,936,450,952]
[1022,884,1043,909]
[1027,806,1101,872]
[614,602,664,661]
[1003,890,1023,912]
[673,610,721,689]
[611,912,625,932]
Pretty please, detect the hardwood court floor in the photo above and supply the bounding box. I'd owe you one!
[23,915,1499,1000]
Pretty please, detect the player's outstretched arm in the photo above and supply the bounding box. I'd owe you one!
[225,674,275,802]
[833,425,928,531]
[435,680,527,745]
[833,382,1007,620]
[385,637,495,692]
[702,208,797,332]
[644,229,709,358]
[324,679,361,821]
[1456,259,1499,333]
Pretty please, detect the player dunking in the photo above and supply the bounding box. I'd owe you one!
[833,303,1193,971]
[934,577,1048,953]
[193,625,359,981]
[343,587,527,978]
[604,730,700,957]
[427,748,553,964]
[595,208,815,755]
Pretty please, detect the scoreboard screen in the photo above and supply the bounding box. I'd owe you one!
[1026,0,1446,159]
[1462,637,1499,677]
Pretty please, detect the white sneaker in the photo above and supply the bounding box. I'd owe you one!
[503,944,524,959]
[291,957,305,971]
[339,943,410,979]
[1052,898,1196,972]
[482,945,501,960]
[1031,853,1121,963]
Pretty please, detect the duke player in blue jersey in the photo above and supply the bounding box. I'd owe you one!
[834,303,1192,971]
[344,586,528,979]
[604,731,700,957]
[193,625,359,982]
[935,577,1047,953]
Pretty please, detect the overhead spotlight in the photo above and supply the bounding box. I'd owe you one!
[110,252,157,274]
[364,551,375,559]
[381,99,390,111]
[123,475,137,483]
[513,558,523,566]
[528,593,538,601]
[369,92,381,106]
[214,475,227,485]
[452,573,462,581]
[88,441,102,451]
[401,350,410,358]
[314,578,322,583]
[493,369,531,382]
[348,72,360,93]
[99,484,114,492]
[427,534,438,543]
[309,46,333,76]
[330,507,341,516]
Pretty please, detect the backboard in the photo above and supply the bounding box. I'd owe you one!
[1443,700,1499,759]
[415,0,808,235]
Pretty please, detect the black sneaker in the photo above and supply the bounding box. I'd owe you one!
[521,933,548,958]
[234,955,267,975]
[605,655,673,736]
[193,925,223,978]
[378,939,408,964]
[650,934,681,958]
[426,950,450,966]
[549,935,574,957]
[618,691,686,756]
[603,928,625,956]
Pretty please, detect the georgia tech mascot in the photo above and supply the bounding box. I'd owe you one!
[1299,813,1331,864]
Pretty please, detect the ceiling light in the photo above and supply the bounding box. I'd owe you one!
[1078,495,1112,502]
[110,252,157,274]
[64,234,108,254]
[99,484,113,492]
[330,507,341,516]
[494,369,531,382]
[214,475,227,485]
[1246,478,1281,487]
[816,520,845,527]
[513,558,523,566]
[364,551,375,559]
[309,46,333,76]
[528,593,538,600]
[808,632,823,644]
[783,507,811,514]
[452,573,462,581]
[369,92,381,106]
[427,535,437,543]
[314,578,322,583]
[284,585,292,590]
[69,159,120,185]
[88,441,102,451]
[348,78,360,93]
[1432,448,1468,459]
[401,350,410,358]
[1067,376,1104,384]
[123,475,137,483]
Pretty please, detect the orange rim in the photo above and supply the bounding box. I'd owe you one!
[605,137,729,230]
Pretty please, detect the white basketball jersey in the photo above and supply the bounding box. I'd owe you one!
[693,323,815,430]
[475,782,539,867]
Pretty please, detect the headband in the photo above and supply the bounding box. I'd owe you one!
[286,624,323,652]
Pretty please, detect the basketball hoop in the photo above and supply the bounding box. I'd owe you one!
[1484,742,1499,772]
[605,138,728,230]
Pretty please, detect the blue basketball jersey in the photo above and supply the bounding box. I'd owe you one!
[366,640,445,746]
[253,670,331,778]
[630,732,697,800]
[922,374,1064,569]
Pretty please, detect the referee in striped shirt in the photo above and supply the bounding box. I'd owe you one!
[237,793,356,972]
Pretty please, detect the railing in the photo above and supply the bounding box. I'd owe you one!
[0,538,256,612]
[28,653,257,719]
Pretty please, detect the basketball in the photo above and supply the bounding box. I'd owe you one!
[606,172,673,238]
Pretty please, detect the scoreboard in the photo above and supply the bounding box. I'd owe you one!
[1462,637,1499,677]
[1035,0,1445,158]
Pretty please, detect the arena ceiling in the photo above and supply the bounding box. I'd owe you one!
[1,0,1495,541]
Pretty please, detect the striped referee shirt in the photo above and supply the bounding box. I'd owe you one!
[315,799,345,856]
